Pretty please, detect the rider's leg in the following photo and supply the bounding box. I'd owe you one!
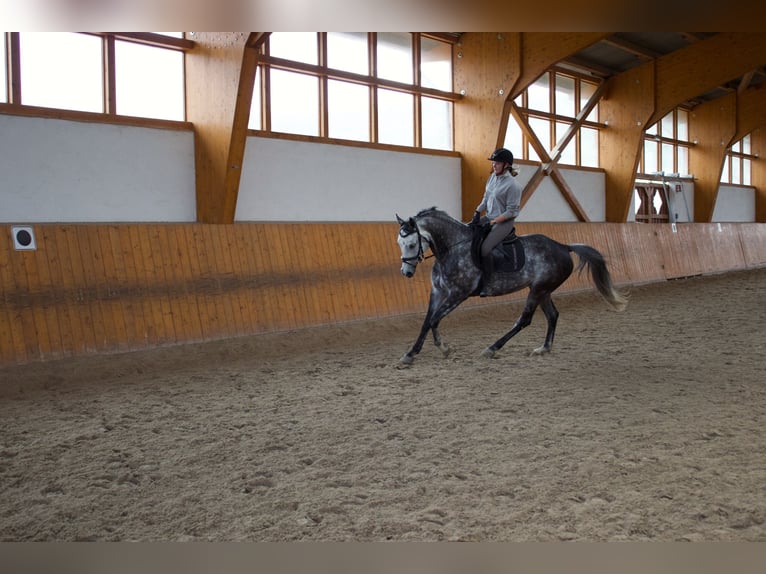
[479,219,515,296]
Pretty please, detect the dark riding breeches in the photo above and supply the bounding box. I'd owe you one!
[481,219,516,259]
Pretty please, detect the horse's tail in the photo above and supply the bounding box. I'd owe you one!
[568,244,629,311]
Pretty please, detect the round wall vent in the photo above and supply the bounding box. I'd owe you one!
[11,226,37,251]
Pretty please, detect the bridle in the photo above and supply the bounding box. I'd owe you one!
[399,219,433,265]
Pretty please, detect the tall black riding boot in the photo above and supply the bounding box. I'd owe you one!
[480,255,494,297]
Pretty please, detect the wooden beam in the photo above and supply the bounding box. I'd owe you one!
[547,80,606,165]
[735,85,766,142]
[509,100,591,222]
[550,166,590,222]
[650,32,766,126]
[599,63,656,222]
[510,33,610,98]
[688,92,737,222]
[752,128,766,222]
[453,32,521,220]
[186,33,264,224]
[6,32,21,103]
[602,36,660,60]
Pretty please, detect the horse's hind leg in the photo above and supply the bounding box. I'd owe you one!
[481,291,541,358]
[531,292,558,355]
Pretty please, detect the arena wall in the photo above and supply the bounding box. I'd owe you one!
[1,221,764,367]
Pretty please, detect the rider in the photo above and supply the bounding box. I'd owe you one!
[471,147,522,296]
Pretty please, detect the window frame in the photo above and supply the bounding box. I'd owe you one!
[506,68,605,167]
[722,134,756,186]
[638,109,692,177]
[2,32,192,124]
[252,32,461,151]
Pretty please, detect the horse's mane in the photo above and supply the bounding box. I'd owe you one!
[414,206,459,223]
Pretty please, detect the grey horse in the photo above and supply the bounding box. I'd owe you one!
[396,207,627,366]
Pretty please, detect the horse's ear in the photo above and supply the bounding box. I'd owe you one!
[408,217,415,227]
[396,214,405,225]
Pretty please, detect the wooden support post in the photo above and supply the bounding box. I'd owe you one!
[186,33,268,224]
[753,128,766,222]
[599,63,655,222]
[688,93,737,223]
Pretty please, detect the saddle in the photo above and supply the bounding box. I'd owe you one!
[470,222,525,274]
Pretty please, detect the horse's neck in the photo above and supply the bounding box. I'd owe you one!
[417,213,468,254]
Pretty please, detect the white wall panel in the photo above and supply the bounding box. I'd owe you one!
[0,114,196,222]
[236,136,462,222]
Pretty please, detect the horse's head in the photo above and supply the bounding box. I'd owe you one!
[396,214,431,278]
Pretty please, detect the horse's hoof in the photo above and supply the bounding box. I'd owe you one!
[481,347,496,359]
[397,354,414,368]
[530,346,551,356]
[437,343,451,358]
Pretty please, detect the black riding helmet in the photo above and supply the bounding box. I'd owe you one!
[488,148,513,164]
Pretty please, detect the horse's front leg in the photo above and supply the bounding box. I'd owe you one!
[399,289,465,367]
[399,297,438,367]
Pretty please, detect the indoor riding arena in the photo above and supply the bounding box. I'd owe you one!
[1,32,765,542]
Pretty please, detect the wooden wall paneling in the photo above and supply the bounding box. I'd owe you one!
[128,225,161,345]
[375,223,404,318]
[699,224,747,275]
[38,226,75,358]
[0,233,29,364]
[52,227,90,355]
[216,223,247,337]
[205,224,241,338]
[250,224,280,333]
[19,233,56,360]
[148,225,185,344]
[738,223,766,266]
[63,227,99,352]
[237,224,272,334]
[266,224,297,331]
[194,223,224,339]
[656,224,702,279]
[95,226,130,352]
[290,224,322,325]
[141,225,177,345]
[320,223,354,321]
[620,224,666,285]
[312,223,342,325]
[170,224,206,343]
[224,223,255,334]
[178,224,210,341]
[350,223,381,319]
[116,225,149,348]
[105,225,139,350]
[10,248,44,361]
[304,223,328,324]
[352,223,382,319]
[85,225,119,351]
[240,223,265,332]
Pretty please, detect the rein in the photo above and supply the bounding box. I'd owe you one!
[400,218,470,264]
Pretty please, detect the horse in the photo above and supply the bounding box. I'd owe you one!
[395,207,627,366]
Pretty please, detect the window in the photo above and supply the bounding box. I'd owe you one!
[251,32,458,151]
[722,134,754,186]
[1,32,189,121]
[504,70,602,167]
[115,40,185,121]
[639,109,690,176]
[20,32,104,113]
